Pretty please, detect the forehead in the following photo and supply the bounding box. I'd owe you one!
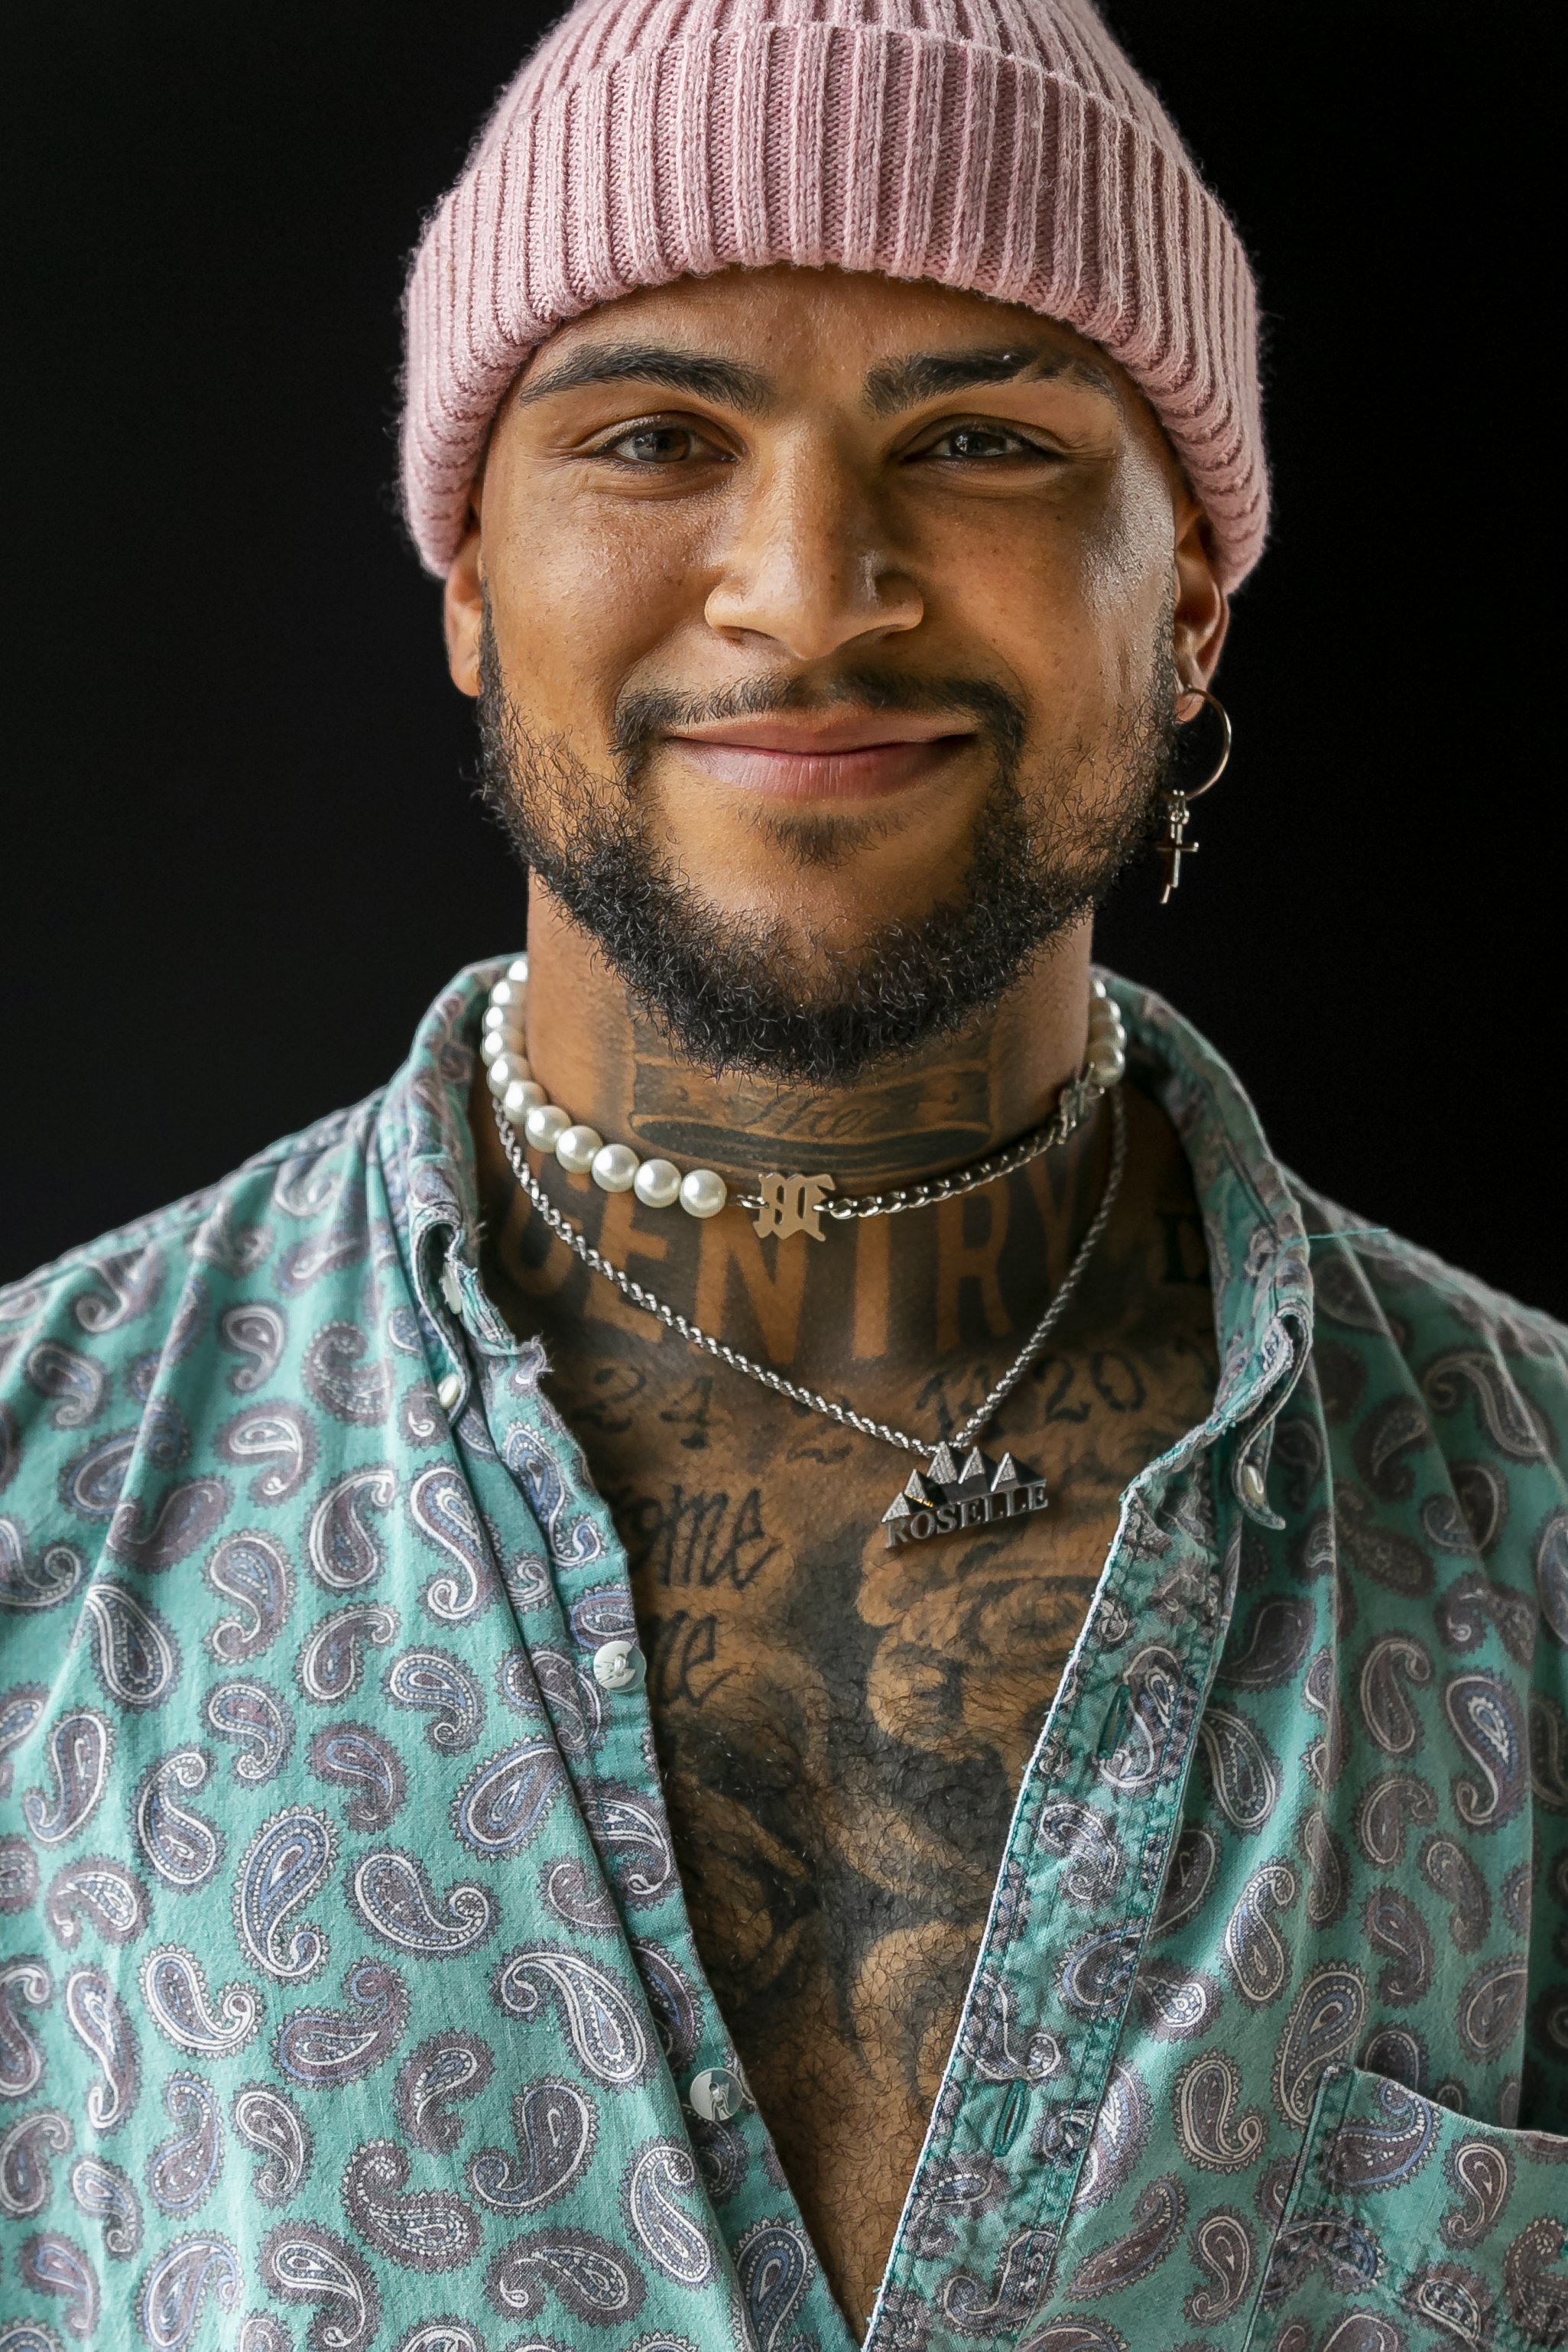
[518,263,1133,406]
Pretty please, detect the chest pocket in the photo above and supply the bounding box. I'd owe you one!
[1243,2066,1568,2350]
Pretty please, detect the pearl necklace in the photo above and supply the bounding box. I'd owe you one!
[482,956,1128,1233]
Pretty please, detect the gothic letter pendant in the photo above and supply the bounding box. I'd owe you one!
[881,1444,1049,1547]
[752,1172,836,1242]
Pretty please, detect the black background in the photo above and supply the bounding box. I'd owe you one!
[2,4,1558,1310]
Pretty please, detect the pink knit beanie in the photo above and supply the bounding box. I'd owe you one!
[401,0,1266,586]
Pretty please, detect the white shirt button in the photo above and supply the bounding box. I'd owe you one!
[688,2066,750,2123]
[592,1638,646,1693]
[440,1262,465,1317]
[1238,1458,1267,1509]
[437,1373,463,1415]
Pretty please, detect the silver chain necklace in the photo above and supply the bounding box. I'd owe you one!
[733,1067,1111,1223]
[491,1081,1127,1548]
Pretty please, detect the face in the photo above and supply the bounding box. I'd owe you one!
[446,265,1226,1080]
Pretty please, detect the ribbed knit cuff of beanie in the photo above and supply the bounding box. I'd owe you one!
[400,0,1267,590]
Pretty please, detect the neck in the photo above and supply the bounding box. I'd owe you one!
[518,885,1098,1193]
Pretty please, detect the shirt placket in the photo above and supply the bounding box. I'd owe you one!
[456,1330,864,2351]
[864,1449,1232,2345]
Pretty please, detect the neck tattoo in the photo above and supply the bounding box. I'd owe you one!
[482,959,1131,1544]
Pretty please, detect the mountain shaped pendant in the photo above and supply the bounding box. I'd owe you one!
[881,1443,1049,1548]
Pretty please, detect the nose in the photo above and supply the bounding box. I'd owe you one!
[703,441,923,661]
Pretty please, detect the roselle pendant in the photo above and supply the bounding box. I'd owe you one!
[881,1442,1049,1548]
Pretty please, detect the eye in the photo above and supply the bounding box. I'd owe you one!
[593,421,729,467]
[916,422,1057,463]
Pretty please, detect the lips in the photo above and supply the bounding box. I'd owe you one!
[666,712,976,801]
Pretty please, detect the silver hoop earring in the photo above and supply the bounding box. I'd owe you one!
[1157,685,1232,903]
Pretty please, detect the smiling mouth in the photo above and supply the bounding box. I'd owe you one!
[666,716,978,802]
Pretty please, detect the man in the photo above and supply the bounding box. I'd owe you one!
[2,0,1564,2345]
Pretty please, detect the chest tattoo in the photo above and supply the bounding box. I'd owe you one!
[477,1082,1217,2321]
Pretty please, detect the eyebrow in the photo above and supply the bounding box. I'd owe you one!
[863,343,1115,414]
[514,342,773,414]
[512,335,1116,419]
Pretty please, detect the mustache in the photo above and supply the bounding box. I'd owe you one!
[609,668,1027,776]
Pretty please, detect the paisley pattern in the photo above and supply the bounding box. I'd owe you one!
[485,2224,647,2327]
[79,1581,180,1711]
[206,1678,294,1785]
[492,1944,654,2087]
[136,2230,242,2349]
[232,1808,334,1980]
[1,963,1565,2352]
[42,1854,148,1948]
[60,1963,138,2133]
[21,1711,111,1847]
[203,1531,294,1665]
[146,2072,225,2217]
[339,2139,481,2271]
[307,1468,398,1593]
[469,2077,598,2214]
[383,1645,484,1750]
[452,1740,566,1858]
[232,2081,313,2205]
[261,2221,381,2352]
[306,1720,407,1832]
[0,2110,71,2220]
[18,2231,99,2338]
[348,1847,495,1959]
[139,1945,262,2058]
[133,1749,222,1890]
[394,2029,495,2153]
[272,1958,410,2090]
[1265,2068,1568,2352]
[68,2152,141,2259]
[219,1404,317,1506]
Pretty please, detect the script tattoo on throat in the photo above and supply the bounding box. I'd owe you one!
[474,1067,1217,2324]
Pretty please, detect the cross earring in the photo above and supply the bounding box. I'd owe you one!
[1158,685,1232,902]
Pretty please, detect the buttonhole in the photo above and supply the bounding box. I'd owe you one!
[991,2081,1028,2159]
[1096,1684,1131,1759]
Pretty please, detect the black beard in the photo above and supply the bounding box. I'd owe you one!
[476,616,1174,1087]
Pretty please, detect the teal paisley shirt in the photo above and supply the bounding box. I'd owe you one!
[2,961,1566,2352]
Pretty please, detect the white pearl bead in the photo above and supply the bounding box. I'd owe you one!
[591,1143,639,1193]
[680,1168,727,1219]
[1091,976,1108,1000]
[524,1102,570,1152]
[482,1001,511,1031]
[555,1123,604,1174]
[1088,1045,1125,1085]
[502,1079,547,1125]
[486,1054,526,1096]
[633,1158,683,1208]
[490,976,526,1012]
[506,954,530,983]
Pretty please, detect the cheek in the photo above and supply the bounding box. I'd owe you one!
[976,450,1175,723]
[482,467,702,731]
[1077,443,1178,649]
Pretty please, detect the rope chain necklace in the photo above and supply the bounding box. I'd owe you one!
[485,965,1129,1548]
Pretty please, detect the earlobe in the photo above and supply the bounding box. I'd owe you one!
[442,518,485,700]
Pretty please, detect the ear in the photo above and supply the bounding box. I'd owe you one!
[1171,493,1229,691]
[443,507,485,700]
